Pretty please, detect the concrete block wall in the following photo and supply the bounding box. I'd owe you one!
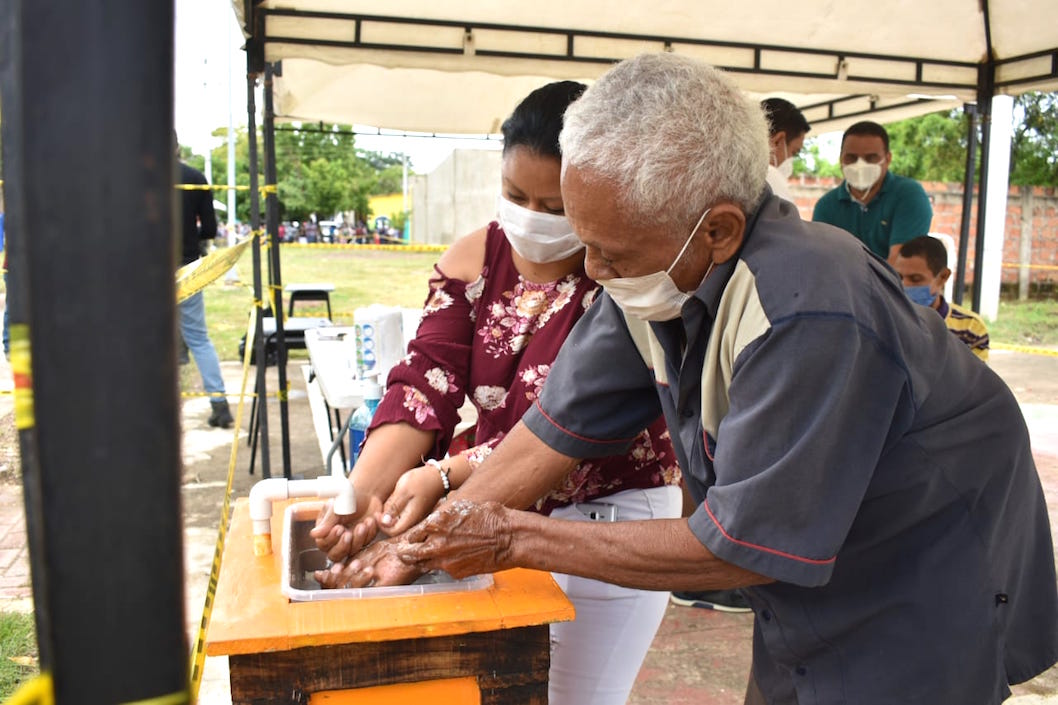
[411,150,502,245]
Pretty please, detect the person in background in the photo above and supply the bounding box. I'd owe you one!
[177,157,233,428]
[312,81,682,705]
[812,120,932,263]
[760,97,810,202]
[388,54,1057,705]
[893,235,989,361]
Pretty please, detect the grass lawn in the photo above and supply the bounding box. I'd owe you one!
[202,245,440,362]
[990,297,1058,347]
[0,611,38,699]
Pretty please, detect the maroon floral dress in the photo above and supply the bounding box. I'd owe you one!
[369,223,681,514]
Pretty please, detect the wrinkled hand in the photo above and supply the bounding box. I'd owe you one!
[315,535,424,589]
[399,500,513,579]
[377,465,447,535]
[309,494,384,563]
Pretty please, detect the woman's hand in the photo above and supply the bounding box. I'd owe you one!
[377,464,448,535]
[309,492,385,563]
[315,535,425,589]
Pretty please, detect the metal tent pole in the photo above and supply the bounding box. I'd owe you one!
[954,102,979,305]
[2,1,188,702]
[246,66,272,479]
[972,63,995,313]
[263,62,292,478]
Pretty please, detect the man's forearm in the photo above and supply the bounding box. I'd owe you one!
[506,510,772,592]
[449,420,579,510]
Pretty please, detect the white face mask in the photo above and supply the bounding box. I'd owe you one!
[843,158,883,192]
[496,195,584,263]
[599,208,712,321]
[774,141,794,179]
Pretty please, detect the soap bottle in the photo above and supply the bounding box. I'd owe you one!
[349,372,382,468]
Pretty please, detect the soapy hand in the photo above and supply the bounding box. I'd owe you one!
[314,535,424,589]
[310,494,384,563]
[399,500,513,579]
[376,464,447,535]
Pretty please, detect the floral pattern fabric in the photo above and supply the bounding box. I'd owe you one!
[369,222,680,514]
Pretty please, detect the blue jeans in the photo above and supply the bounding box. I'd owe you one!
[179,291,226,401]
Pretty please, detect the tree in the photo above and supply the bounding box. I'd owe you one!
[201,123,412,224]
[887,110,970,183]
[1010,92,1058,187]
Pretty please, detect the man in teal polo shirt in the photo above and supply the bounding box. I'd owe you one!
[812,121,932,263]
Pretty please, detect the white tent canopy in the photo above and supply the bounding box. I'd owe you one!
[234,0,1058,134]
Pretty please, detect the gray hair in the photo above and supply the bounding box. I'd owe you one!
[560,53,769,230]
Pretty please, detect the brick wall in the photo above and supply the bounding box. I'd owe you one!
[789,177,1058,290]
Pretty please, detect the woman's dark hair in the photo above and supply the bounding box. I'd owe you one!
[501,80,587,159]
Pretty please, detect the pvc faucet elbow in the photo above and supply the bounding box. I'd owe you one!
[248,476,356,555]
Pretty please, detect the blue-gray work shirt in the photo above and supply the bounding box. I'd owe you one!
[524,195,1058,704]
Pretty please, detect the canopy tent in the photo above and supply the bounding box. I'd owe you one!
[230,0,1058,477]
[233,0,1058,134]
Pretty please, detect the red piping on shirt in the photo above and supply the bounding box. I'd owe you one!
[532,401,639,445]
[703,430,714,461]
[702,501,837,566]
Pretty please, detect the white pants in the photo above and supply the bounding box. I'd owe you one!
[547,485,682,705]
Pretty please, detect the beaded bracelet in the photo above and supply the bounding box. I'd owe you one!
[424,458,450,498]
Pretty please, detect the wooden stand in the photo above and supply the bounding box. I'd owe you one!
[207,499,574,704]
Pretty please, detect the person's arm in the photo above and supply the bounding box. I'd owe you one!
[886,179,932,261]
[399,499,772,592]
[196,185,217,241]
[313,229,487,560]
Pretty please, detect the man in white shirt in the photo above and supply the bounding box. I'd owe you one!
[761,98,810,202]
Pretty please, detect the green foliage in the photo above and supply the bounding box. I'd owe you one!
[793,140,843,178]
[887,110,970,182]
[200,124,411,224]
[1010,92,1058,187]
[0,611,38,699]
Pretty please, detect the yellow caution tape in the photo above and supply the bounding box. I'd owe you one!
[10,325,33,431]
[1000,262,1058,271]
[285,242,448,253]
[174,183,277,194]
[992,342,1058,357]
[175,238,253,304]
[4,672,53,705]
[188,309,258,704]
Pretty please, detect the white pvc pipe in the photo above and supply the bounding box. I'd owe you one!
[248,476,356,555]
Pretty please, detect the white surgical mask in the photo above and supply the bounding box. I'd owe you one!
[774,141,794,179]
[496,195,584,263]
[843,158,883,192]
[599,207,712,321]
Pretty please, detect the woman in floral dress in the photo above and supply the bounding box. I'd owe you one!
[313,81,682,705]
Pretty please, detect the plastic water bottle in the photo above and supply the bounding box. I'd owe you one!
[349,372,382,468]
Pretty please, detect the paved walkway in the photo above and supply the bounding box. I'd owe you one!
[1,350,1057,702]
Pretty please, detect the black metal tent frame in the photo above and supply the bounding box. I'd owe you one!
[239,1,1058,478]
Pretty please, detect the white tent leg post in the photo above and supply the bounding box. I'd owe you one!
[980,94,1014,322]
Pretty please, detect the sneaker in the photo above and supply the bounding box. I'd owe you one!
[208,399,234,429]
[670,589,752,613]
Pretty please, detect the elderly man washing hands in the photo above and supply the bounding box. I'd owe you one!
[329,53,1058,705]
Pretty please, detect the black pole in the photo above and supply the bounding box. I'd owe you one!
[263,63,293,478]
[972,63,995,313]
[0,0,53,677]
[2,2,188,702]
[247,68,272,479]
[954,102,979,305]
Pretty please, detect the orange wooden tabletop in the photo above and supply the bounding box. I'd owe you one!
[206,498,575,656]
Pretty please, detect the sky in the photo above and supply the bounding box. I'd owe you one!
[173,0,501,174]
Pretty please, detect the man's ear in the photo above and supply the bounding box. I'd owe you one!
[703,204,746,264]
[936,267,952,287]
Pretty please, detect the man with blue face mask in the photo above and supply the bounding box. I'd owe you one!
[812,121,933,264]
[396,54,1057,705]
[893,235,990,361]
